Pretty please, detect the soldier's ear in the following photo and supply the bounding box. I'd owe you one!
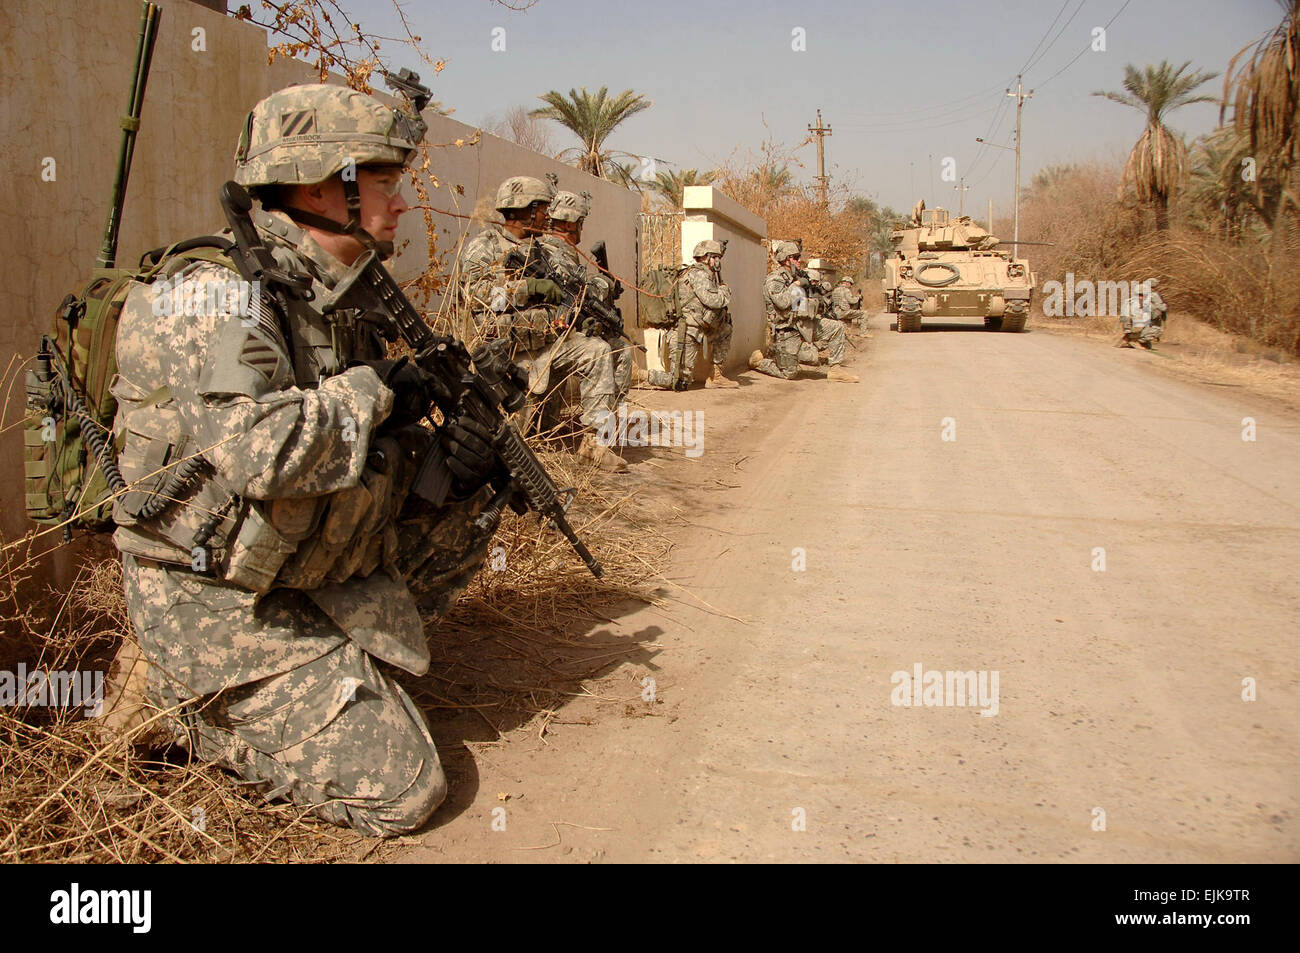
[296,178,337,214]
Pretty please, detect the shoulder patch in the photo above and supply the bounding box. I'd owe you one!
[239,334,281,382]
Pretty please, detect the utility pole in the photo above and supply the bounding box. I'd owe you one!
[988,198,994,233]
[953,176,970,215]
[1007,74,1033,257]
[808,109,832,205]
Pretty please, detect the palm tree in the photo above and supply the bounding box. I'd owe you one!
[647,168,718,208]
[1223,0,1300,244]
[749,163,796,198]
[1093,60,1220,230]
[530,86,653,180]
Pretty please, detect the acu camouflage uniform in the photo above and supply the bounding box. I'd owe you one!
[752,251,848,380]
[457,188,617,428]
[831,282,867,332]
[646,260,733,389]
[111,85,495,837]
[531,230,630,405]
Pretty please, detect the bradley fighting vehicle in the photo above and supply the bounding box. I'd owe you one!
[883,201,1035,333]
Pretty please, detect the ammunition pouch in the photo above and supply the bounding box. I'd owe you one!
[500,305,558,352]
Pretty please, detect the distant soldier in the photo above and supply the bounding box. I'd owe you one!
[646,239,740,390]
[831,275,869,334]
[457,180,626,470]
[1117,283,1163,349]
[749,242,858,382]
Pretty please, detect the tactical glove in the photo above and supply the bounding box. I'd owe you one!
[440,415,495,497]
[524,277,563,305]
[372,357,433,429]
[795,276,812,290]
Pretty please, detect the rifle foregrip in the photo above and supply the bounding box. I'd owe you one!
[495,425,603,577]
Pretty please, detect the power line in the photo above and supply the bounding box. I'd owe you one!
[1022,0,1089,77]
[1035,0,1134,90]
[837,103,1002,135]
[1018,0,1073,75]
[834,77,1016,122]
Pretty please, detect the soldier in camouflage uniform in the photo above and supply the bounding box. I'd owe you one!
[646,239,739,390]
[457,182,626,471]
[831,275,869,334]
[108,84,500,837]
[534,190,635,404]
[748,242,858,382]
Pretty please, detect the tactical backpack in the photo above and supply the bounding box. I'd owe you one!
[24,238,234,536]
[637,265,687,329]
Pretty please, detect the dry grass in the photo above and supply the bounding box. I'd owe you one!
[1018,160,1300,358]
[0,417,667,863]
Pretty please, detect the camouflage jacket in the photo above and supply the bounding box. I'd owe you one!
[458,221,529,314]
[458,222,561,350]
[764,267,802,330]
[679,262,731,330]
[111,209,403,586]
[830,285,862,318]
[533,233,614,305]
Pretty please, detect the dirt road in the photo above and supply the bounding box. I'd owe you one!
[404,318,1299,863]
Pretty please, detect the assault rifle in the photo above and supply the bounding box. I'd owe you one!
[503,242,642,350]
[319,247,604,579]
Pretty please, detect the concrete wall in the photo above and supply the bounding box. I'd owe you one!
[642,186,767,379]
[0,0,640,549]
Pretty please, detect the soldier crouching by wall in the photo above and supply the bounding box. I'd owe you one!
[458,179,627,471]
[749,242,858,382]
[106,84,501,837]
[645,240,740,390]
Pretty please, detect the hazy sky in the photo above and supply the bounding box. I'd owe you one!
[341,0,1282,215]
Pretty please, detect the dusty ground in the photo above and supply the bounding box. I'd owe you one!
[397,314,1299,863]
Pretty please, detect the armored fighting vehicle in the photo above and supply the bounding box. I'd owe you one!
[883,201,1035,333]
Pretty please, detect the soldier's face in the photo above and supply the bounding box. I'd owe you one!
[526,202,550,234]
[553,220,581,246]
[355,166,409,243]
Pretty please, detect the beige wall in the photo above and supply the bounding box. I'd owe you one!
[0,0,641,548]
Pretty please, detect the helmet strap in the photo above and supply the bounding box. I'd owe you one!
[282,177,395,259]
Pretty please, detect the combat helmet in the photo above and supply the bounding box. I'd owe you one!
[549,190,591,223]
[693,239,724,259]
[774,241,801,263]
[495,176,554,211]
[234,83,426,256]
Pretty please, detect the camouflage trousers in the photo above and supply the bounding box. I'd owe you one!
[523,332,618,428]
[1121,323,1162,346]
[122,497,495,838]
[837,309,868,331]
[646,319,733,389]
[605,333,637,404]
[753,316,846,379]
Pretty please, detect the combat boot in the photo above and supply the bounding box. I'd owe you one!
[578,433,628,472]
[748,349,765,369]
[826,365,859,382]
[705,364,740,389]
